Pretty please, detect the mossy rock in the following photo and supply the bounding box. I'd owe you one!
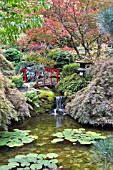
[37,89,55,113]
[37,89,55,103]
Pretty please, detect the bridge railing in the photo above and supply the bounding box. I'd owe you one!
[22,67,60,88]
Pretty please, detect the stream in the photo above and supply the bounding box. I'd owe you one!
[0,97,113,169]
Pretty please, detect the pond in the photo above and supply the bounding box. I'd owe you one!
[0,113,112,170]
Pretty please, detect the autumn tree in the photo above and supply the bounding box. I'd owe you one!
[41,0,113,59]
[0,0,47,44]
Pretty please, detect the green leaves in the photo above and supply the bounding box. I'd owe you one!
[0,0,46,44]
[51,128,106,145]
[0,153,59,170]
[24,91,40,111]
[0,129,37,147]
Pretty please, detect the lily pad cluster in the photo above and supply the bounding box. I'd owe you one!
[0,129,38,147]
[0,153,59,170]
[51,128,106,145]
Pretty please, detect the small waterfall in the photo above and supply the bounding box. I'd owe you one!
[51,96,66,128]
[54,96,65,115]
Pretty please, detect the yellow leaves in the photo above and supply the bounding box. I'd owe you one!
[34,135,38,139]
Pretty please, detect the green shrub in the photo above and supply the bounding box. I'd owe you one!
[55,73,91,96]
[15,61,29,75]
[11,75,24,88]
[47,48,74,70]
[24,52,56,67]
[62,63,80,76]
[4,48,23,67]
[24,91,40,113]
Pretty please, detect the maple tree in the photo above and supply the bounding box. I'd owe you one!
[18,0,113,59]
[43,0,113,59]
[0,0,47,44]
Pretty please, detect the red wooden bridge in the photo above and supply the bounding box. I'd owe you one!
[22,68,60,88]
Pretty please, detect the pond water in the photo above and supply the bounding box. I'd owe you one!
[0,113,113,170]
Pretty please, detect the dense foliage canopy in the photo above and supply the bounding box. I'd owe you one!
[0,0,47,44]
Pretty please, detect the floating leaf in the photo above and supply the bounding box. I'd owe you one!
[8,162,19,168]
[78,140,92,144]
[0,129,37,147]
[51,138,64,143]
[51,128,106,145]
[21,161,30,167]
[0,165,10,170]
[0,139,9,146]
[37,154,47,159]
[52,132,64,138]
[30,163,42,170]
[47,153,58,158]
[0,153,60,170]
[48,163,57,169]
[49,159,58,164]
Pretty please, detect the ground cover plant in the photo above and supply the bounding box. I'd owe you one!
[24,91,40,112]
[0,129,38,147]
[11,75,24,88]
[0,153,59,170]
[51,128,106,145]
[91,137,113,170]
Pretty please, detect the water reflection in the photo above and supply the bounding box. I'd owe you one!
[54,114,64,128]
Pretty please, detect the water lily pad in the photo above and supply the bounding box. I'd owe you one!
[30,163,42,170]
[7,140,23,147]
[48,163,57,169]
[51,138,64,143]
[21,161,30,167]
[78,140,92,144]
[0,129,37,147]
[37,154,47,159]
[52,132,64,138]
[0,165,10,170]
[51,128,106,145]
[8,162,19,168]
[0,153,59,170]
[69,139,77,142]
[49,159,58,164]
[21,137,34,143]
[26,153,38,157]
[15,155,26,159]
[47,153,58,158]
[0,139,9,146]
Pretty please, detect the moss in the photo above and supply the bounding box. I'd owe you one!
[37,89,55,113]
[37,89,55,103]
